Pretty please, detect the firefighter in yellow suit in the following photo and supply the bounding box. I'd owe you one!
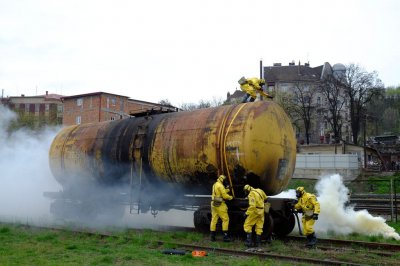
[210,175,233,242]
[243,184,268,247]
[294,186,320,247]
[238,77,273,103]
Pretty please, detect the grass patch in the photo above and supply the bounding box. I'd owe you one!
[287,179,317,193]
[1,222,399,265]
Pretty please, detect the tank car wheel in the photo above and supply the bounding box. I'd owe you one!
[194,205,211,233]
[262,213,274,239]
[272,212,295,237]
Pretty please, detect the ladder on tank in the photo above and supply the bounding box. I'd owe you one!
[129,123,147,214]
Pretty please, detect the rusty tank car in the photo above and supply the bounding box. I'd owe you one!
[47,101,298,237]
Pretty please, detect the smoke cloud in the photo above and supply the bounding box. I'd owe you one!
[0,105,194,229]
[277,174,399,240]
[0,105,61,224]
[315,174,400,240]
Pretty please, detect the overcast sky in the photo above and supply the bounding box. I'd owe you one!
[1,0,399,106]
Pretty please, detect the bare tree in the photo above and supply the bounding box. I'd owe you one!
[318,74,347,144]
[344,64,384,145]
[179,97,225,111]
[284,83,317,145]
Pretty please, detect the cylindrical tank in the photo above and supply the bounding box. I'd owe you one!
[49,101,296,196]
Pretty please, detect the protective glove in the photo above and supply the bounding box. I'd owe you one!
[312,213,319,220]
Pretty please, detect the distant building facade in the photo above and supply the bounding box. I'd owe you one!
[62,92,178,126]
[227,61,351,145]
[1,91,63,125]
[264,61,351,144]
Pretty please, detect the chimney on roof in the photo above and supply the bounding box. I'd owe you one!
[21,94,25,97]
[273,63,282,66]
[46,91,48,96]
[289,61,295,66]
[305,62,310,67]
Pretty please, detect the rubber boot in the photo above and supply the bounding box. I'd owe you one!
[223,231,231,242]
[210,231,216,242]
[308,232,317,247]
[265,234,272,244]
[244,233,253,247]
[254,234,261,247]
[305,233,317,248]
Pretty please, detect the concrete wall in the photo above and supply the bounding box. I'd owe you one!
[293,154,361,181]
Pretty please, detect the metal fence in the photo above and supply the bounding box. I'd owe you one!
[345,178,400,222]
[296,154,359,169]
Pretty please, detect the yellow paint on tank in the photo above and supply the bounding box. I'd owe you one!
[148,101,296,195]
[49,101,296,195]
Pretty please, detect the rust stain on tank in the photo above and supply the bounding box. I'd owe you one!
[49,101,297,196]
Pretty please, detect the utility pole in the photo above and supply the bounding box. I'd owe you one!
[363,114,367,169]
[259,59,263,100]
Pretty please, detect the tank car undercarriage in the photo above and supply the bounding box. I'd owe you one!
[44,183,297,239]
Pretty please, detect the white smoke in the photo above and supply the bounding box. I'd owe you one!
[0,105,62,224]
[0,105,194,229]
[314,174,399,240]
[276,174,399,240]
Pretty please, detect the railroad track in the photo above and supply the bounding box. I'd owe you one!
[349,194,399,216]
[6,223,399,265]
[282,235,400,252]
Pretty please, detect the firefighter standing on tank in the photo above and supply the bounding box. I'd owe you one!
[243,184,268,247]
[238,77,273,103]
[293,186,320,248]
[210,175,233,242]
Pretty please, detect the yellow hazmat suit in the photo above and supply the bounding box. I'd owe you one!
[243,185,268,236]
[294,187,320,236]
[238,77,271,102]
[210,175,233,234]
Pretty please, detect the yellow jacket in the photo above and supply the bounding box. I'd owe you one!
[294,192,320,216]
[246,188,268,216]
[240,77,269,99]
[212,180,233,202]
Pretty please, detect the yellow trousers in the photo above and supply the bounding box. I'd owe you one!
[302,216,316,235]
[210,203,229,231]
[243,212,264,235]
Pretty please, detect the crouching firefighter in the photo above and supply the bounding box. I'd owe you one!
[243,185,268,247]
[210,175,233,242]
[293,187,320,248]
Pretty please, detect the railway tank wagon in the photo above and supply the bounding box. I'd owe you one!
[48,101,297,237]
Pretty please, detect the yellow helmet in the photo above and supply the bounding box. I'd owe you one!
[296,187,305,198]
[218,175,226,182]
[243,184,252,193]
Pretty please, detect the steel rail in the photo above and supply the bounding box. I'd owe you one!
[283,235,400,252]
[157,241,366,266]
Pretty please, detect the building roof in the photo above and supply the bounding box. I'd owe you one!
[8,93,63,101]
[61,91,130,100]
[264,63,324,83]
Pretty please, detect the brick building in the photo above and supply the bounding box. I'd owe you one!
[62,92,178,126]
[2,92,63,125]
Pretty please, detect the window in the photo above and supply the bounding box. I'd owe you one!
[76,116,81,124]
[57,105,63,113]
[35,104,39,112]
[111,97,116,106]
[77,98,83,106]
[45,104,49,111]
